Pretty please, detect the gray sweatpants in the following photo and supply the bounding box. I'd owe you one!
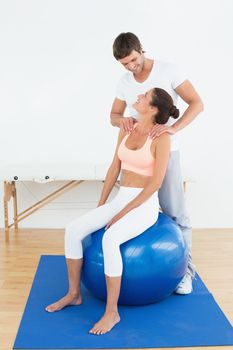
[158,150,195,278]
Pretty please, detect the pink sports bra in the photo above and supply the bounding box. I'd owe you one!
[117,122,155,176]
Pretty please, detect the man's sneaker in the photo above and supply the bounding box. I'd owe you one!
[174,273,193,295]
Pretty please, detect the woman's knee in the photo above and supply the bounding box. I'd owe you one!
[65,221,83,243]
[102,230,122,276]
[102,229,119,252]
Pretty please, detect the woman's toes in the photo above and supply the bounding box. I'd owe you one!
[89,312,120,335]
[45,304,56,312]
[91,325,100,335]
[95,328,101,335]
[89,325,97,334]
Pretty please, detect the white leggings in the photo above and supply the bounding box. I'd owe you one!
[65,186,159,277]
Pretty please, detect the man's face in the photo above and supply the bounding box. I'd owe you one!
[118,50,144,73]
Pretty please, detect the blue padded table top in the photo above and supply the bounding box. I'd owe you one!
[14,255,233,349]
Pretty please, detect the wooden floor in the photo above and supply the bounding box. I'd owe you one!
[0,227,232,350]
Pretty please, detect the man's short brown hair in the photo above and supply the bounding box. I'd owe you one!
[113,32,144,60]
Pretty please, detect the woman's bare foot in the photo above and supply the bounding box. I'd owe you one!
[89,311,120,335]
[45,293,82,312]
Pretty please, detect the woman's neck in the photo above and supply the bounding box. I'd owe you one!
[134,117,155,135]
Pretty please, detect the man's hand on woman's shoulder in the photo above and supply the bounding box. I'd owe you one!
[149,124,176,139]
[120,117,137,134]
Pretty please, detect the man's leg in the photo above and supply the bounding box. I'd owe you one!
[158,150,195,293]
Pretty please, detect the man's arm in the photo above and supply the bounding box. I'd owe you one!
[173,80,204,132]
[149,80,204,138]
[110,98,126,127]
[110,97,136,133]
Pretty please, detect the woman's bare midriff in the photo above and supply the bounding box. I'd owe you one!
[120,169,150,188]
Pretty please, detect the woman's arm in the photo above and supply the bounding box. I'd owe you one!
[122,133,170,212]
[98,128,125,206]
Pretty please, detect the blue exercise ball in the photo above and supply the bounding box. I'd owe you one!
[81,212,188,305]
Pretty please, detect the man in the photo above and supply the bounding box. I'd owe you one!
[110,32,204,294]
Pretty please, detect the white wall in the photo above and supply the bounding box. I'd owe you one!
[0,0,233,229]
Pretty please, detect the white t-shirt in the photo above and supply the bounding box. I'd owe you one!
[116,59,187,151]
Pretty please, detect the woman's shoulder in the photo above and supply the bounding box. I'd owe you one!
[117,127,129,146]
[151,131,170,144]
[156,132,170,147]
[158,131,170,141]
[151,132,170,155]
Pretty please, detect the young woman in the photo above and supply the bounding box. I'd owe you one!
[45,87,179,335]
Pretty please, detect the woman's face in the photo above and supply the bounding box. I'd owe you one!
[133,89,155,114]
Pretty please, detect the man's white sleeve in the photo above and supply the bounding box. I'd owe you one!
[115,78,125,101]
[171,64,188,89]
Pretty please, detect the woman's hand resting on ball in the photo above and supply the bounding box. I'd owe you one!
[105,210,127,230]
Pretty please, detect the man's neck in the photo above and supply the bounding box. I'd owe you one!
[134,58,154,82]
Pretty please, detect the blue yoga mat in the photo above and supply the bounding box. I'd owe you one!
[14,255,233,349]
